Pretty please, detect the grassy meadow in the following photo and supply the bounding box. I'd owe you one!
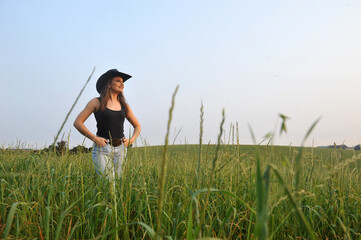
[1,142,361,239]
[1,86,361,239]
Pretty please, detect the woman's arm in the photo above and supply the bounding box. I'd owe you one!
[73,98,108,146]
[124,105,141,147]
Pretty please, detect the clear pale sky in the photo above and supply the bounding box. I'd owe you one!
[1,0,360,148]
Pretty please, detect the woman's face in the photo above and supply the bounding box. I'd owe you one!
[109,76,124,93]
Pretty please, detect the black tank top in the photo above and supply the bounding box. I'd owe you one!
[94,104,126,139]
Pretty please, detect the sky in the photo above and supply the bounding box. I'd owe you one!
[1,0,361,148]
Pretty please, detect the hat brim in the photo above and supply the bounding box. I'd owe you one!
[96,70,132,93]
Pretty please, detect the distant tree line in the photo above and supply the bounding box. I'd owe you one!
[317,144,360,150]
[43,141,92,155]
[329,144,348,149]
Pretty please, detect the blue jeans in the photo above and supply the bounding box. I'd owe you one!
[92,143,126,180]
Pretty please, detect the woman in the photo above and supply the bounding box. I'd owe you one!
[74,69,141,179]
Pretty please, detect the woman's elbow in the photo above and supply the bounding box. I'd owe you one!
[136,125,142,133]
[73,120,81,130]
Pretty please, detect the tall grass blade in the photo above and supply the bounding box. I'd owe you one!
[254,157,270,239]
[189,187,255,214]
[172,203,182,240]
[156,85,179,238]
[52,67,95,148]
[3,202,18,240]
[295,117,321,190]
[45,206,51,240]
[209,109,225,186]
[271,165,316,240]
[93,226,122,240]
[54,189,91,240]
[172,127,183,145]
[198,109,225,237]
[269,211,293,240]
[187,202,195,240]
[219,207,235,233]
[128,222,161,240]
[301,117,321,146]
[248,124,257,145]
[197,101,204,183]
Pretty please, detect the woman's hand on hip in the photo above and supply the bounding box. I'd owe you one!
[122,138,131,147]
[94,136,108,147]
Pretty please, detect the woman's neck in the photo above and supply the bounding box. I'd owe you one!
[109,91,119,102]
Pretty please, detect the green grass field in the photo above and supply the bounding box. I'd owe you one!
[1,86,361,239]
[1,143,360,239]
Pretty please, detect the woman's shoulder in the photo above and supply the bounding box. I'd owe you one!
[89,97,101,105]
[87,97,101,112]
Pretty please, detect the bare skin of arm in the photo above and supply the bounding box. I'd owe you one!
[73,98,108,147]
[123,105,141,147]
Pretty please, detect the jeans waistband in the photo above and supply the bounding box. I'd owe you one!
[107,138,124,147]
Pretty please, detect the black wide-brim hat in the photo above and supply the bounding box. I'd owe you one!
[96,69,132,93]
